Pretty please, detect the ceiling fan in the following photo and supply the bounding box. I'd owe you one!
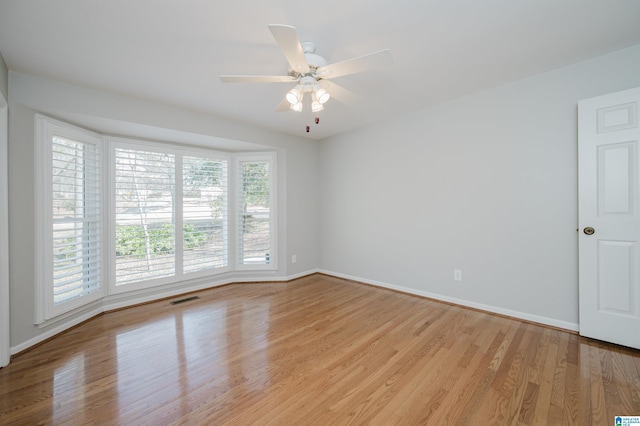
[220,24,393,117]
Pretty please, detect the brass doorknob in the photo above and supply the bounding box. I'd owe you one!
[583,227,595,235]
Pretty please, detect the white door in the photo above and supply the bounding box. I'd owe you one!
[578,87,640,350]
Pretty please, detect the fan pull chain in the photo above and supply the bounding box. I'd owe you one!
[305,115,321,133]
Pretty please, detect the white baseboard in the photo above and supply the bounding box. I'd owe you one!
[11,268,320,356]
[102,278,233,312]
[283,268,321,281]
[317,269,579,332]
[13,267,574,357]
[11,305,103,355]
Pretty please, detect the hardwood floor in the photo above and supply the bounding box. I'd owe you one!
[1,274,639,425]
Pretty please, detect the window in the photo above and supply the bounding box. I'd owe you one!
[114,146,176,285]
[237,155,276,268]
[111,141,233,290]
[182,156,228,273]
[36,116,103,321]
[37,116,276,322]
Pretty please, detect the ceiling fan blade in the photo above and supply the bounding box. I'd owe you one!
[275,98,291,112]
[316,49,393,79]
[268,24,310,75]
[220,75,297,83]
[323,81,362,106]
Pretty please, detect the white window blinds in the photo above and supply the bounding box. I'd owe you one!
[114,147,176,284]
[182,156,228,273]
[51,136,102,304]
[237,159,273,266]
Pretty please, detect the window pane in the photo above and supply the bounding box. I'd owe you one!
[52,137,101,304]
[114,148,175,284]
[183,156,228,273]
[238,161,271,265]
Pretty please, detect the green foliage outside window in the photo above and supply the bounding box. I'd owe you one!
[115,223,207,257]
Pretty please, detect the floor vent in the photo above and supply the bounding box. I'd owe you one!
[170,296,200,305]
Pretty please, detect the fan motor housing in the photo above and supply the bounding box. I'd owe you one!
[305,53,327,69]
[301,41,327,69]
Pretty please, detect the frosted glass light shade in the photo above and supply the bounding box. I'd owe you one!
[286,86,302,104]
[311,101,324,112]
[316,88,330,104]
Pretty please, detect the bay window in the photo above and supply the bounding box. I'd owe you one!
[37,116,276,323]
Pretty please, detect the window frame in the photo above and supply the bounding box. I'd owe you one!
[108,138,179,293]
[35,115,106,323]
[234,153,277,271]
[107,137,237,294]
[181,154,230,276]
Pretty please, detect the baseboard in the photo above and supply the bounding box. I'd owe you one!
[12,267,573,357]
[11,268,321,356]
[317,269,580,332]
[102,278,234,312]
[11,305,103,355]
[283,268,321,281]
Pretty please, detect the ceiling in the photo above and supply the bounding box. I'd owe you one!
[1,1,640,140]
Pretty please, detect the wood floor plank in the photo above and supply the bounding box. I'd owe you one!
[1,273,639,425]
[531,330,558,424]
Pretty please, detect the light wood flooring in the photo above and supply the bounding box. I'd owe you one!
[1,274,639,425]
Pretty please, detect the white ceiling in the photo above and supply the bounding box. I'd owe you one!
[1,0,640,140]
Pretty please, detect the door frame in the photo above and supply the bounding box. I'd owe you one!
[0,93,9,367]
[578,87,640,350]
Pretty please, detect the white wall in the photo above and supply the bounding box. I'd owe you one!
[8,72,320,351]
[319,44,640,330]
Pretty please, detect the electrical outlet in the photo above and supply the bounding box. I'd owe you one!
[454,269,462,281]
[292,254,297,264]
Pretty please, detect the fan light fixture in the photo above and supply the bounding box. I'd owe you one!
[286,79,330,113]
[315,88,330,104]
[286,85,302,104]
[311,92,324,112]
[286,77,331,112]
